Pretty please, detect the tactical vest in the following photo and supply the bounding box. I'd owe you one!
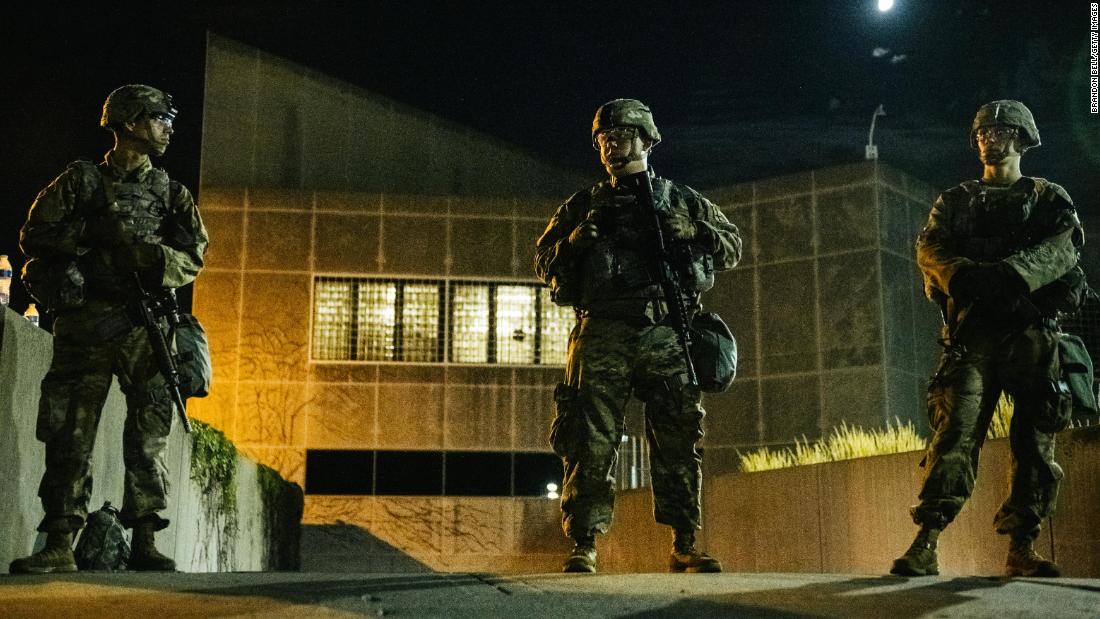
[947,177,1086,315]
[82,161,174,298]
[576,179,715,308]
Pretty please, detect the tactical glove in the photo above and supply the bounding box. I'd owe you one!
[112,243,163,273]
[567,211,602,249]
[661,213,697,242]
[949,262,1026,306]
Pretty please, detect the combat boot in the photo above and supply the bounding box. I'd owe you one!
[9,531,78,574]
[669,530,722,573]
[562,536,597,573]
[890,527,940,576]
[1005,536,1060,577]
[128,523,176,571]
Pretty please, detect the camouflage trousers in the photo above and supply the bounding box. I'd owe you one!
[550,315,705,539]
[36,301,174,534]
[912,323,1064,539]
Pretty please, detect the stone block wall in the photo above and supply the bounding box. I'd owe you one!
[699,161,944,472]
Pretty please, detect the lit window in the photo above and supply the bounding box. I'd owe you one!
[496,285,536,364]
[311,277,574,366]
[451,284,490,363]
[358,282,397,360]
[401,283,442,362]
[312,280,353,360]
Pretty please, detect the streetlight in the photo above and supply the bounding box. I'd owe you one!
[878,0,895,12]
[546,482,559,500]
[866,104,886,160]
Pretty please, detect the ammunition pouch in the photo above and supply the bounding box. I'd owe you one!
[549,383,583,457]
[676,247,715,294]
[690,312,737,393]
[1031,264,1089,316]
[1057,332,1097,419]
[176,313,212,399]
[21,257,86,313]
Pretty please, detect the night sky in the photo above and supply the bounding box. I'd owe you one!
[2,1,1096,313]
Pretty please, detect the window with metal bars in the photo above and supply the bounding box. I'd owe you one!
[311,276,576,365]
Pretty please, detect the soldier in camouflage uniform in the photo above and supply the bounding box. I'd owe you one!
[535,99,742,573]
[9,85,208,574]
[891,101,1084,578]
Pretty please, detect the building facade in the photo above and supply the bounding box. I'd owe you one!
[193,34,942,571]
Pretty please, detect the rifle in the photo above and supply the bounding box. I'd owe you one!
[630,170,699,388]
[133,274,192,433]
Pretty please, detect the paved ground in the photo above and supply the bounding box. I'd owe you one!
[1,571,1098,618]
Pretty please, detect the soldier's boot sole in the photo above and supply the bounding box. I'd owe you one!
[128,555,177,572]
[890,557,939,576]
[669,557,723,573]
[1006,561,1061,578]
[8,554,78,575]
[562,557,597,573]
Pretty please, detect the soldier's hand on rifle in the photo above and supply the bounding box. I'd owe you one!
[661,213,698,242]
[568,211,602,249]
[84,217,137,247]
[112,243,163,273]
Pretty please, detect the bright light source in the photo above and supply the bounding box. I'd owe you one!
[878,0,894,11]
[547,491,560,500]
[546,482,559,492]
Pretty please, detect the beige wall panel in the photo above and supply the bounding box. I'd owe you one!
[199,209,244,270]
[236,382,309,448]
[198,188,248,211]
[251,62,306,188]
[383,194,449,216]
[380,215,447,274]
[310,364,379,384]
[237,445,306,487]
[449,195,515,218]
[512,386,554,452]
[187,381,237,436]
[238,273,310,382]
[376,384,444,449]
[378,365,445,384]
[514,498,571,555]
[442,497,517,556]
[191,271,241,387]
[302,495,374,526]
[315,191,382,214]
[313,213,381,273]
[449,218,514,277]
[367,497,445,558]
[244,211,312,271]
[307,383,377,449]
[444,384,512,450]
[300,82,352,192]
[514,218,549,278]
[248,188,312,212]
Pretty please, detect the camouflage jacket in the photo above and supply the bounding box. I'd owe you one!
[535,170,741,309]
[20,153,208,300]
[916,176,1083,327]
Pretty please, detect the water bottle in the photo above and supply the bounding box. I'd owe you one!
[0,254,11,306]
[24,303,39,327]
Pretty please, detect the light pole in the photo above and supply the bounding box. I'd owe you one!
[866,104,886,160]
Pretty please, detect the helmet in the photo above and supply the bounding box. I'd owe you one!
[100,84,177,129]
[969,100,1040,150]
[591,98,661,149]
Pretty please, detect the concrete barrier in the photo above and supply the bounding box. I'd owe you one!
[0,306,302,572]
[600,426,1100,576]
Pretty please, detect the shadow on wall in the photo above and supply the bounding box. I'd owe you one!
[301,523,434,573]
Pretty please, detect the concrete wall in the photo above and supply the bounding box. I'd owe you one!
[192,34,588,487]
[599,425,1100,577]
[0,306,302,573]
[301,495,569,573]
[699,161,944,472]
